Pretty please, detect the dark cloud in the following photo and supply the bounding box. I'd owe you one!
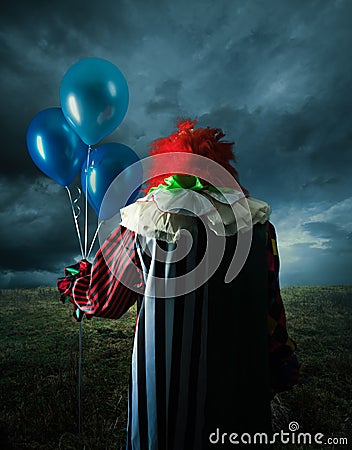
[0,177,97,274]
[1,0,352,287]
[145,79,182,115]
[302,221,343,239]
[301,176,340,190]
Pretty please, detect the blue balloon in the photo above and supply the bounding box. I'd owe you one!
[81,143,141,219]
[60,58,129,145]
[26,108,87,186]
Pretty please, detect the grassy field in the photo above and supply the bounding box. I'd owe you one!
[0,286,351,449]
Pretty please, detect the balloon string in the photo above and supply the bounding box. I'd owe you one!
[65,186,84,259]
[78,145,91,443]
[65,185,84,441]
[84,146,92,259]
[87,220,103,261]
[78,320,83,441]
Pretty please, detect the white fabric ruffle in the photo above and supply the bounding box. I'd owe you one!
[120,188,271,243]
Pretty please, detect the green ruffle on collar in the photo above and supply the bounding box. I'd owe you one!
[149,174,217,193]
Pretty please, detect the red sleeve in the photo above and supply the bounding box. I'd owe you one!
[72,226,144,319]
[266,221,300,396]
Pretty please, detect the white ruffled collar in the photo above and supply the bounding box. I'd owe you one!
[120,188,271,243]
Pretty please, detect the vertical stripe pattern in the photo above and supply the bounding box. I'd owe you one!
[67,220,299,449]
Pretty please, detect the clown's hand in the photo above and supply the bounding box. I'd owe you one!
[57,259,92,321]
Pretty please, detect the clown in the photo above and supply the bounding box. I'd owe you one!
[58,119,300,449]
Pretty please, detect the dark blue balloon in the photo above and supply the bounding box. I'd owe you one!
[26,108,87,186]
[60,58,129,145]
[81,143,141,219]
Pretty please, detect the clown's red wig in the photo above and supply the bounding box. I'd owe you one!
[145,118,248,195]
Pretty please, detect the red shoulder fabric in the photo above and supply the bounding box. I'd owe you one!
[72,226,144,319]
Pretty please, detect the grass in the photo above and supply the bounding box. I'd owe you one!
[0,286,351,449]
[0,288,135,449]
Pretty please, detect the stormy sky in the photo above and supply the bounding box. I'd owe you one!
[1,0,351,288]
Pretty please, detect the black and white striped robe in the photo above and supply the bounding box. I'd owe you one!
[73,195,277,449]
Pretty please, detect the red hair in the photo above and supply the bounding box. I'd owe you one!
[145,118,248,195]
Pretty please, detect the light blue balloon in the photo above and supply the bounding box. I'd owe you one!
[26,108,87,186]
[81,143,141,219]
[60,58,129,145]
